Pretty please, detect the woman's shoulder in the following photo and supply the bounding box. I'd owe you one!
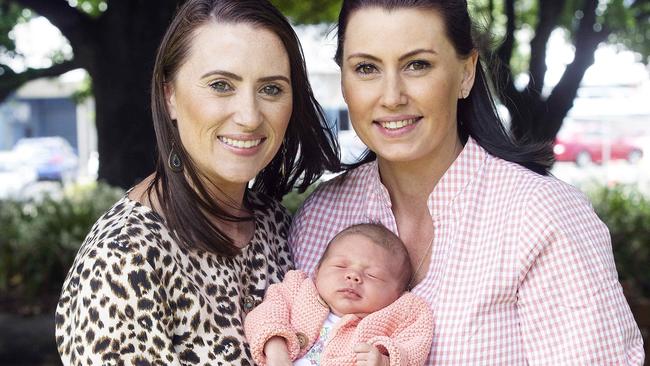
[299,162,376,211]
[70,195,171,270]
[488,155,588,202]
[249,189,291,228]
[486,155,598,226]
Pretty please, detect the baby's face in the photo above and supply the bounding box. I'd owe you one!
[315,234,404,317]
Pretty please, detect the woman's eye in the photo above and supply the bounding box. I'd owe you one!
[210,80,233,93]
[261,84,282,96]
[406,60,431,71]
[355,63,377,75]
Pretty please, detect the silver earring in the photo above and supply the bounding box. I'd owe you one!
[168,144,183,172]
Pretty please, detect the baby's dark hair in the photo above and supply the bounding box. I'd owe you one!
[318,223,412,291]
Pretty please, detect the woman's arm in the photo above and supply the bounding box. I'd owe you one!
[517,183,644,365]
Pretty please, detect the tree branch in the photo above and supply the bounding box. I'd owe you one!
[488,0,494,28]
[629,0,647,8]
[7,0,97,49]
[0,60,80,103]
[636,9,650,21]
[491,0,518,99]
[543,0,609,139]
[496,0,516,69]
[527,0,563,96]
[491,0,524,128]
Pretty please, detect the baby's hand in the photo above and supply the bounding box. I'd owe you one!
[264,336,292,366]
[353,343,389,366]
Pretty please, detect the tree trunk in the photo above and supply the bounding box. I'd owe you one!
[93,63,156,188]
[7,0,178,189]
[89,1,176,188]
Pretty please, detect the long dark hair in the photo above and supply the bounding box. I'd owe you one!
[149,0,340,256]
[334,0,552,175]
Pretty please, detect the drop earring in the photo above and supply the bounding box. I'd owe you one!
[168,143,183,172]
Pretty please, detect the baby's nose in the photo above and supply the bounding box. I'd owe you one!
[345,272,361,283]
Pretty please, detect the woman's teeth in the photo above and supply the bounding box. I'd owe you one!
[219,137,262,148]
[380,118,418,130]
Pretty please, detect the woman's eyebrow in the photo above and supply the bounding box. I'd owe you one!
[199,70,289,84]
[346,52,380,62]
[200,70,242,81]
[398,48,437,61]
[346,48,437,62]
[258,75,290,84]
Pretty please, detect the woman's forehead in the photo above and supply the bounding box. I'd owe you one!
[182,21,290,77]
[343,7,450,53]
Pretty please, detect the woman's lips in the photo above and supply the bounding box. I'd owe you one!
[373,116,422,137]
[217,136,267,156]
[374,116,422,130]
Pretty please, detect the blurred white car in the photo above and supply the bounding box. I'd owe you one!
[12,137,79,184]
[0,151,38,200]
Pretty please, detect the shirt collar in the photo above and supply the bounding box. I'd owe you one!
[365,136,487,218]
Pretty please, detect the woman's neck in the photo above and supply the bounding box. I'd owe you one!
[130,173,250,218]
[377,137,463,209]
[132,173,254,247]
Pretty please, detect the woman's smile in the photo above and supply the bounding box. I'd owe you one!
[373,115,423,137]
[217,135,267,156]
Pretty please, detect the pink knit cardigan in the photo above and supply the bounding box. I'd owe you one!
[244,270,434,366]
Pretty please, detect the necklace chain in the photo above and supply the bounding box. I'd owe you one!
[408,235,434,290]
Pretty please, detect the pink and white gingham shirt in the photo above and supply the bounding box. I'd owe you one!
[289,137,644,365]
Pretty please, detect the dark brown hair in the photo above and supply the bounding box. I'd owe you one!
[149,0,340,256]
[319,223,412,290]
[335,0,552,175]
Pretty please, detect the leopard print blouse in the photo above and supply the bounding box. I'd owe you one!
[55,191,292,365]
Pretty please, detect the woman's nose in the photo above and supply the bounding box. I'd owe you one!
[380,72,407,109]
[233,91,263,129]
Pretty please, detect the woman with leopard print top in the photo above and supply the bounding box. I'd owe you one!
[55,1,339,365]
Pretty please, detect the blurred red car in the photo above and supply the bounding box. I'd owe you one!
[554,131,643,166]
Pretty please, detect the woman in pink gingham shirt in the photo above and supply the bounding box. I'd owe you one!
[289,0,645,365]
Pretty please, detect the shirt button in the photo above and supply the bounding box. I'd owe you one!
[296,332,308,349]
[243,296,256,311]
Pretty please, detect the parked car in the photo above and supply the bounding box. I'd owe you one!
[0,151,38,200]
[554,130,643,166]
[12,137,79,183]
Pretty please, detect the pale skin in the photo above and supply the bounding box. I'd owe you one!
[341,8,478,286]
[128,21,293,246]
[263,235,405,366]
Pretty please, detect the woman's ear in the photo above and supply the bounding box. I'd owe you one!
[460,50,479,98]
[164,83,178,120]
